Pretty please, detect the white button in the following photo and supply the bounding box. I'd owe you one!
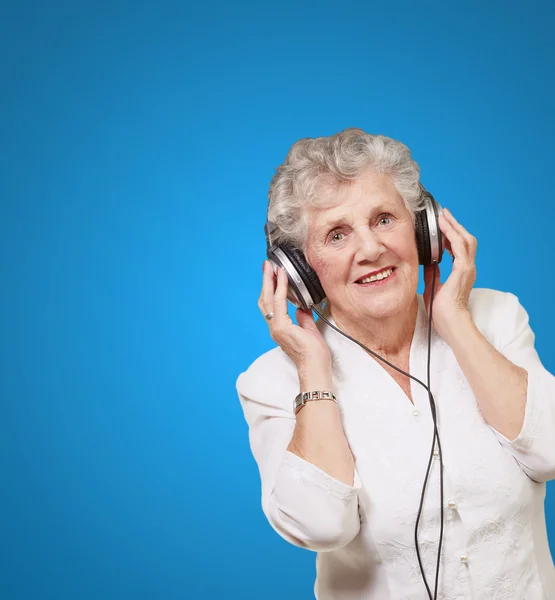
[433,448,440,458]
[448,500,457,509]
[460,554,468,563]
[413,409,420,417]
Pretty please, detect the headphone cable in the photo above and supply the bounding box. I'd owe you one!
[312,264,443,600]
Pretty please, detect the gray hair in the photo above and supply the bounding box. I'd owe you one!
[267,127,424,252]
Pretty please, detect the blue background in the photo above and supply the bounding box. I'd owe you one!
[1,1,554,598]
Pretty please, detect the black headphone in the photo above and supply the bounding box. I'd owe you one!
[265,184,444,310]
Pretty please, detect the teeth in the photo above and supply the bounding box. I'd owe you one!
[359,268,393,284]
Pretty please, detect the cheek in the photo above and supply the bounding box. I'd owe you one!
[393,233,419,280]
[396,230,419,263]
[307,250,345,287]
[309,255,332,283]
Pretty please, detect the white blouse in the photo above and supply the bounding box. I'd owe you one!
[236,288,555,599]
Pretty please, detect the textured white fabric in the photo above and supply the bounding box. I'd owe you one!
[236,288,555,599]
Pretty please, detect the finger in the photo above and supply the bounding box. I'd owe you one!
[444,238,454,259]
[423,265,441,311]
[428,267,443,305]
[447,212,477,259]
[438,214,471,262]
[296,308,318,331]
[258,260,277,315]
[443,208,477,247]
[423,264,433,285]
[423,264,441,288]
[273,266,290,319]
[440,228,454,257]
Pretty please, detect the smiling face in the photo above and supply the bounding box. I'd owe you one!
[305,169,419,325]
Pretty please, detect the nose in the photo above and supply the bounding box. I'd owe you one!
[354,226,386,264]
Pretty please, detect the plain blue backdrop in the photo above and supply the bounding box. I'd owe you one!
[1,1,554,598]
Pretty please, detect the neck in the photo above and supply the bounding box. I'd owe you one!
[329,296,419,358]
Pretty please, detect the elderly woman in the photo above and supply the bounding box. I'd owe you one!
[236,128,555,599]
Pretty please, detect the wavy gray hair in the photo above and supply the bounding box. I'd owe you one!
[267,127,424,252]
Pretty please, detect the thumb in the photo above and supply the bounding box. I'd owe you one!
[423,264,434,287]
[423,265,442,311]
[424,264,441,288]
[296,308,318,331]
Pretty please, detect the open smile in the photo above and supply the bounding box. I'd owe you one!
[354,267,397,287]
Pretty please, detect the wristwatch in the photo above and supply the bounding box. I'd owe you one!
[294,390,337,414]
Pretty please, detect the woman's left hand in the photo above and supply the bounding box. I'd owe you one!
[423,207,477,342]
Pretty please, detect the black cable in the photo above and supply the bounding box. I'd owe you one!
[428,265,444,600]
[415,263,443,600]
[312,264,443,600]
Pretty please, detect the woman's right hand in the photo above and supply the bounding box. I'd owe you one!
[258,260,332,370]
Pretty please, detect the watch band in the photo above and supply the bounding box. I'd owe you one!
[294,390,337,414]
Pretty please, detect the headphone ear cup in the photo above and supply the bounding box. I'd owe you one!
[283,244,326,307]
[414,208,431,265]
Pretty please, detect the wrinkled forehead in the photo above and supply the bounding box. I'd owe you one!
[306,172,405,231]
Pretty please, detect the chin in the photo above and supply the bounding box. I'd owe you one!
[364,305,402,320]
[362,294,412,319]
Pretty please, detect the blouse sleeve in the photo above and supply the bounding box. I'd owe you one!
[236,350,362,552]
[489,292,555,483]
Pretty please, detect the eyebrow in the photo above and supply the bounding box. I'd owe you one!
[322,203,392,232]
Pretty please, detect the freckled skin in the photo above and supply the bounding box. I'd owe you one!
[305,168,420,355]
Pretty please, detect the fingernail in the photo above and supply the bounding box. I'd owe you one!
[262,260,267,271]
